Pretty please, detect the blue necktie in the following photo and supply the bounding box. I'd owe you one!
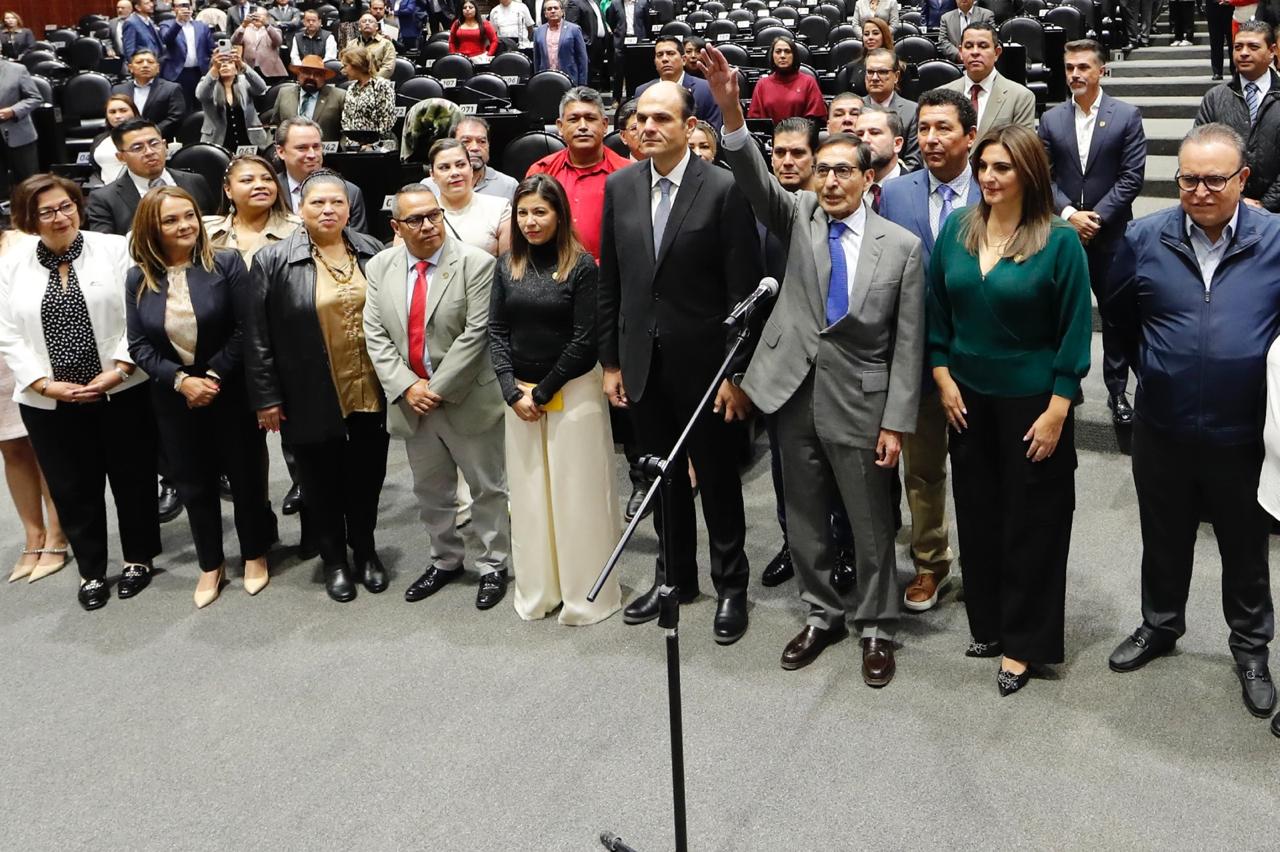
[1245,81,1260,125]
[936,183,955,236]
[301,91,316,119]
[652,177,672,258]
[825,220,849,326]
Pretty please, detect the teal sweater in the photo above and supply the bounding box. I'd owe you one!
[926,214,1092,400]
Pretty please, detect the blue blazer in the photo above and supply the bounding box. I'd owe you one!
[635,73,722,130]
[1037,92,1146,244]
[159,19,215,81]
[533,21,588,86]
[922,0,956,28]
[125,249,251,393]
[877,168,981,270]
[122,13,165,62]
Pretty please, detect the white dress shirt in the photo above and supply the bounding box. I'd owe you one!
[129,168,175,198]
[650,147,691,222]
[132,81,152,114]
[181,21,199,67]
[404,243,445,374]
[286,173,305,210]
[624,0,637,34]
[1186,207,1239,293]
[961,71,994,128]
[829,202,867,306]
[1060,91,1102,221]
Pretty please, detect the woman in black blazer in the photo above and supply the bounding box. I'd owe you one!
[0,12,34,59]
[126,186,274,609]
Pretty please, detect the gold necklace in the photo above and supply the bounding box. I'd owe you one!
[312,243,356,284]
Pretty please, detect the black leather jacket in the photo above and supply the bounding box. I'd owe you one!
[245,226,387,445]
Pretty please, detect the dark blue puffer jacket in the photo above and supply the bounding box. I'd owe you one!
[1106,202,1280,446]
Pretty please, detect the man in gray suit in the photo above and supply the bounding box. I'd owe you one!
[269,56,347,142]
[938,0,994,62]
[700,46,926,687]
[362,184,512,611]
[942,21,1036,136]
[0,58,42,194]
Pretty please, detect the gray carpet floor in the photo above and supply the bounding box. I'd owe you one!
[1,435,1278,851]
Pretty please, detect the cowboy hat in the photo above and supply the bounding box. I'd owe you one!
[288,54,337,78]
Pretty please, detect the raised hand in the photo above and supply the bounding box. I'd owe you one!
[695,45,742,125]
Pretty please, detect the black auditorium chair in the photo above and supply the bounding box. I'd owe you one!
[829,37,864,69]
[31,60,73,82]
[502,131,566,179]
[78,14,108,34]
[686,10,714,26]
[755,25,793,46]
[727,8,754,24]
[66,37,104,73]
[1000,16,1049,82]
[752,17,784,35]
[603,129,629,158]
[1022,0,1047,15]
[901,10,925,28]
[428,30,450,43]
[169,144,232,204]
[466,72,510,102]
[177,112,204,145]
[1044,5,1085,41]
[705,19,738,40]
[661,20,693,37]
[523,70,573,124]
[400,75,446,101]
[744,0,767,11]
[62,72,113,141]
[391,57,416,86]
[915,58,963,91]
[835,61,869,95]
[895,35,937,64]
[774,7,800,24]
[829,23,858,42]
[980,0,1017,23]
[816,3,845,25]
[419,39,451,64]
[892,22,921,39]
[798,14,833,45]
[702,0,726,14]
[648,0,676,26]
[490,50,534,82]
[719,42,750,67]
[256,80,290,115]
[325,59,346,84]
[47,28,79,46]
[431,53,474,82]
[20,50,56,72]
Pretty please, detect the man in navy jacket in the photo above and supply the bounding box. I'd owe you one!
[1105,122,1280,723]
[159,0,215,107]
[122,0,164,62]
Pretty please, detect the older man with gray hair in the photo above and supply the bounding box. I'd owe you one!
[525,86,632,261]
[426,116,520,200]
[362,183,512,611]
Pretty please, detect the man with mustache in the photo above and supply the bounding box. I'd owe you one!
[270,54,347,142]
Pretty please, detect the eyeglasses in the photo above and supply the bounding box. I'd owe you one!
[36,201,78,223]
[814,164,858,180]
[394,210,445,228]
[1175,166,1245,192]
[865,68,897,78]
[124,138,166,155]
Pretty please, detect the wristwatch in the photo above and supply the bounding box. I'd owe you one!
[729,372,746,387]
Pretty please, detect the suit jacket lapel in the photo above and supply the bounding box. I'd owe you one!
[850,213,885,316]
[983,78,1007,134]
[425,240,459,324]
[811,204,831,317]
[1084,93,1113,175]
[635,165,656,263]
[385,248,410,335]
[655,157,703,269]
[913,173,935,256]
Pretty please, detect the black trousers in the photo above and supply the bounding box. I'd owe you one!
[1206,1,1234,76]
[628,344,749,599]
[175,67,202,108]
[948,384,1077,663]
[0,137,38,196]
[154,381,273,571]
[1087,236,1132,396]
[288,410,389,568]
[20,383,161,581]
[1169,0,1197,41]
[1131,419,1274,664]
[765,412,854,550]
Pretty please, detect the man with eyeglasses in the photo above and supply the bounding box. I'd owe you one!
[701,45,925,684]
[1193,21,1280,212]
[159,0,215,107]
[362,184,512,610]
[861,48,918,172]
[111,49,187,140]
[1105,122,1280,724]
[85,118,216,236]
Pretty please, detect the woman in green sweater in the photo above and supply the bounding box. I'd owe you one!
[927,124,1092,697]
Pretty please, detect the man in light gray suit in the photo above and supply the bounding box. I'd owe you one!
[942,21,1036,136]
[362,184,512,612]
[0,58,42,193]
[700,45,925,688]
[938,0,994,62]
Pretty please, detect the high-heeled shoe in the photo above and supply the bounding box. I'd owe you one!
[194,566,226,609]
[243,559,270,596]
[9,548,40,582]
[997,667,1032,697]
[28,547,70,582]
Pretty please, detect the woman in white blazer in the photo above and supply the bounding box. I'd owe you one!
[0,175,162,612]
[853,0,901,28]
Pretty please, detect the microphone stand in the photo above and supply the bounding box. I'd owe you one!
[590,312,760,852]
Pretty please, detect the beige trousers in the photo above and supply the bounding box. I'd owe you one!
[902,389,955,573]
[506,367,622,625]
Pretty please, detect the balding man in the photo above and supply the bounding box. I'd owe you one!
[598,80,762,643]
[827,92,863,136]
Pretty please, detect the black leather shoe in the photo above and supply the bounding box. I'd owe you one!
[713,596,748,645]
[781,624,846,670]
[219,474,232,501]
[296,540,320,561]
[355,552,387,593]
[622,582,699,625]
[116,563,152,599]
[998,667,1032,697]
[831,549,856,594]
[282,483,303,516]
[1108,392,1135,426]
[1108,626,1176,672]
[624,480,651,523]
[324,565,357,602]
[1236,662,1276,718]
[158,481,183,524]
[965,638,1003,658]
[476,570,509,610]
[761,545,794,587]
[404,566,463,602]
[78,578,109,611]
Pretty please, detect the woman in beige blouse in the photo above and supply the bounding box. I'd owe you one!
[204,153,301,267]
[429,138,511,256]
[126,186,274,608]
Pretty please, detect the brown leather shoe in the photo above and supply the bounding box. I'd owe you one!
[861,638,896,688]
[903,569,951,612]
[780,624,846,670]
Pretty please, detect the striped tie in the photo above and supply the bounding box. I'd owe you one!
[1245,81,1260,125]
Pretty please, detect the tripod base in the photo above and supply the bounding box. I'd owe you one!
[600,832,640,852]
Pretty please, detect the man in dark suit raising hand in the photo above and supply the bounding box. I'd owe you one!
[597,80,762,644]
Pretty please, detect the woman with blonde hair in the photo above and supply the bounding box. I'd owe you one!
[126,186,273,608]
[860,16,895,52]
[927,124,1092,695]
[204,153,301,266]
[489,174,621,625]
[688,120,718,163]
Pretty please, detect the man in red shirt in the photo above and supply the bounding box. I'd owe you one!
[525,86,631,261]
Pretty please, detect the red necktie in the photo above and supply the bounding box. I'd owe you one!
[970,83,981,117]
[407,260,430,379]
[870,183,882,214]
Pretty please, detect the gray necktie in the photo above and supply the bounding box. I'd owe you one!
[148,177,165,189]
[300,91,317,119]
[652,177,672,258]
[1245,81,1260,124]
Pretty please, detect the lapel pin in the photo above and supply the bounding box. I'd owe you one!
[1099,120,1107,127]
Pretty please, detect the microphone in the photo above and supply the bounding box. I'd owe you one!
[723,276,780,327]
[599,833,640,852]
[455,83,513,109]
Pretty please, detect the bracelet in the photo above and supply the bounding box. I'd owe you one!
[114,366,130,383]
[37,378,49,396]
